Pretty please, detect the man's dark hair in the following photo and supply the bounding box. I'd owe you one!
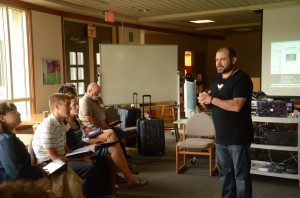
[217,46,237,60]
[58,85,77,96]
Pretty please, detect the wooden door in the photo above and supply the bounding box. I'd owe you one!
[64,21,90,95]
[92,25,113,82]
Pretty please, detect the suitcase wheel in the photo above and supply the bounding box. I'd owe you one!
[190,157,197,164]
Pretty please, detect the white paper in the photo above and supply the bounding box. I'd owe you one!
[65,144,96,157]
[43,158,66,175]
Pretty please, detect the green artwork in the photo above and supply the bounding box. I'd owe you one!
[42,59,61,85]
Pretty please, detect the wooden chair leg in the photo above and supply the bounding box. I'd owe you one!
[176,147,188,174]
[209,147,213,176]
[183,153,186,168]
[176,145,179,173]
[174,123,180,142]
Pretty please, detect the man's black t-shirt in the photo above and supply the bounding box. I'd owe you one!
[210,70,254,145]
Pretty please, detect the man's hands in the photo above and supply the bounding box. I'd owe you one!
[82,125,93,133]
[198,92,213,105]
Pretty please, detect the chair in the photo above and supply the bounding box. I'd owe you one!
[27,138,37,166]
[159,103,179,142]
[175,112,217,176]
[105,107,138,150]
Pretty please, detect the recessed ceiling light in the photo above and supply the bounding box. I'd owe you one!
[138,9,150,12]
[190,19,215,24]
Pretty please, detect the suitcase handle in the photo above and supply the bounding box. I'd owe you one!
[133,92,138,106]
[142,95,151,116]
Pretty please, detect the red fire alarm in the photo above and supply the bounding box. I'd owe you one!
[105,11,115,22]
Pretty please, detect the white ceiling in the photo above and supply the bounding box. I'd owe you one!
[20,0,300,37]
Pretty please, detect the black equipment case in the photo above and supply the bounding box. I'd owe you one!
[263,131,298,146]
[137,95,165,155]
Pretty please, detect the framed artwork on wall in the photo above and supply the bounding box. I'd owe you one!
[42,59,61,85]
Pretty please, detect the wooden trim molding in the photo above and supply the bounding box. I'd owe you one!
[60,16,66,83]
[1,0,224,39]
[26,8,36,114]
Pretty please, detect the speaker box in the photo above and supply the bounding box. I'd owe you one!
[262,131,298,146]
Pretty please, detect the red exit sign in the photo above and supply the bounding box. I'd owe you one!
[105,11,115,22]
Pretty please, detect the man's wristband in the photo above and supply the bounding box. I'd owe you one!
[210,96,214,104]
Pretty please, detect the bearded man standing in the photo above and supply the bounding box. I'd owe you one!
[198,46,253,198]
[79,83,132,160]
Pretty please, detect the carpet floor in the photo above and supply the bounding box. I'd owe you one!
[117,132,300,198]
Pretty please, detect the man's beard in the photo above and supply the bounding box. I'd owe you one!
[217,63,234,74]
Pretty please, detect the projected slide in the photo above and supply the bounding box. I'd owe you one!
[261,5,300,97]
[271,40,300,74]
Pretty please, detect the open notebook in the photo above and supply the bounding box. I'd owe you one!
[42,158,67,176]
[65,141,119,158]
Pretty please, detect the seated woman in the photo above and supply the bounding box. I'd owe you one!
[58,84,119,144]
[58,84,134,162]
[0,102,83,198]
[65,95,148,190]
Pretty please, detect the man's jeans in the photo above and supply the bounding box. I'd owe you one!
[216,144,252,198]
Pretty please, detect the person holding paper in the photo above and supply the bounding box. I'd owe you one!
[58,83,121,145]
[0,102,83,198]
[78,83,130,158]
[32,94,111,198]
[66,95,148,191]
[59,83,138,174]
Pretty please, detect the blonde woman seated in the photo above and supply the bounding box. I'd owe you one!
[0,102,83,198]
[58,85,119,145]
[58,84,134,163]
[65,95,148,190]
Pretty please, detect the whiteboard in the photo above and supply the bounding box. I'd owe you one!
[99,44,178,105]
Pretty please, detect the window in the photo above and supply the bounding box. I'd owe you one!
[184,51,192,74]
[0,6,31,117]
[68,51,86,95]
[64,21,90,95]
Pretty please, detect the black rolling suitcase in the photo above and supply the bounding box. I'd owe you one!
[137,95,165,155]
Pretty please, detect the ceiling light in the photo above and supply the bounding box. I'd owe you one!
[190,19,215,24]
[138,9,150,12]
